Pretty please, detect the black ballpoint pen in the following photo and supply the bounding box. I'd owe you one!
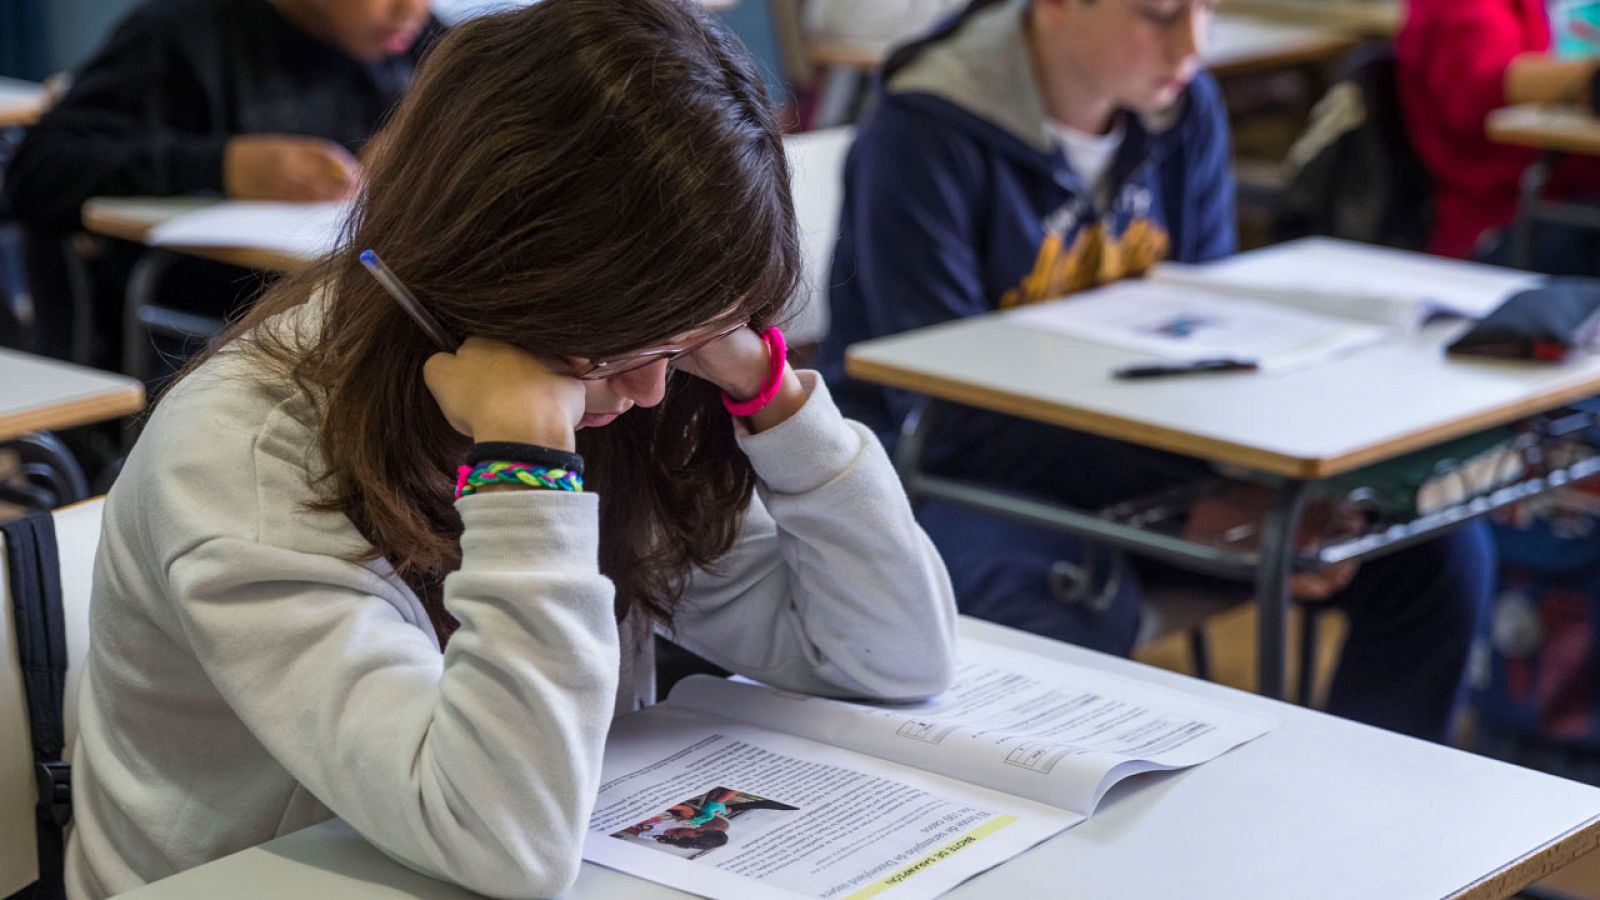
[1113,358,1259,379]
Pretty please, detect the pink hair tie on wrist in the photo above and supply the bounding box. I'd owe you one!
[722,326,787,418]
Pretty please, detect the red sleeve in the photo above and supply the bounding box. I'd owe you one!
[1399,0,1541,138]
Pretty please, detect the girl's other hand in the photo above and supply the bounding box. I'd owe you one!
[676,325,807,434]
[673,325,769,399]
[423,337,586,451]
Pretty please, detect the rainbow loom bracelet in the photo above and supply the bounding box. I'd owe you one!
[455,461,584,499]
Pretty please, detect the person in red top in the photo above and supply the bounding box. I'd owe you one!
[1397,0,1600,264]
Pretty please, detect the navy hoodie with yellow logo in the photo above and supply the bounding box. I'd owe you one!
[819,0,1236,475]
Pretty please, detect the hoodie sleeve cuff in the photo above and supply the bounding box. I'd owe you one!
[456,489,600,574]
[164,135,230,195]
[735,370,866,495]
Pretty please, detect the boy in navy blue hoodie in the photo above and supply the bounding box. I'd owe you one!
[819,0,1493,741]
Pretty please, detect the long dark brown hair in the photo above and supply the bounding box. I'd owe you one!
[190,0,800,637]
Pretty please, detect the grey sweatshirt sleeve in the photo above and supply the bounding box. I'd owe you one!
[162,491,619,898]
[668,370,959,700]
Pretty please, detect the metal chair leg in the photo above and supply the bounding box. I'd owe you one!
[1188,627,1213,682]
[1296,605,1322,706]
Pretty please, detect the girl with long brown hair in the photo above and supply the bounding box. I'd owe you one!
[65,1,957,896]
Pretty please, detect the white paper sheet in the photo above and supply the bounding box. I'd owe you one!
[1005,279,1386,372]
[1152,237,1543,330]
[146,201,351,261]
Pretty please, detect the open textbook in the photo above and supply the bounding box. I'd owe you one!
[1005,237,1544,373]
[581,639,1275,900]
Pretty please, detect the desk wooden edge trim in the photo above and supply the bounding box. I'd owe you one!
[1314,375,1600,477]
[0,109,40,128]
[1208,34,1360,79]
[845,355,1322,478]
[80,202,158,245]
[1212,0,1399,36]
[813,31,1362,77]
[175,246,306,273]
[1486,123,1600,157]
[79,206,307,273]
[0,386,147,442]
[846,354,1600,480]
[806,41,887,71]
[1447,814,1600,900]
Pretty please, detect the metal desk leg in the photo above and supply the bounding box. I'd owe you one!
[122,248,178,384]
[893,396,938,494]
[1512,151,1554,270]
[813,67,865,129]
[1255,479,1312,700]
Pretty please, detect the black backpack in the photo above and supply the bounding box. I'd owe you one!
[4,512,70,900]
[1275,42,1435,251]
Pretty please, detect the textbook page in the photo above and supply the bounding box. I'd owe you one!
[1004,279,1385,372]
[1151,237,1543,332]
[669,640,1275,816]
[582,706,1079,900]
[146,201,349,260]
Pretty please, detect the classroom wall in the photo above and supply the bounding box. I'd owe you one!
[44,0,140,75]
[17,0,787,96]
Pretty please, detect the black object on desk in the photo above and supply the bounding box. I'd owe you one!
[1446,278,1600,363]
[1114,358,1259,379]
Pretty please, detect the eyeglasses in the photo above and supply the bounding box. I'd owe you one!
[360,248,748,382]
[571,319,748,381]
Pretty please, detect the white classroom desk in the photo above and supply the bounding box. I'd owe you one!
[80,120,851,347]
[809,12,1358,78]
[118,617,1600,900]
[0,77,45,128]
[81,196,312,274]
[1486,104,1600,270]
[1219,0,1399,37]
[0,349,144,441]
[847,314,1600,700]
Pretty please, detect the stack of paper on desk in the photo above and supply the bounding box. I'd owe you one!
[146,201,350,261]
[1006,279,1387,372]
[1151,237,1542,334]
[1006,238,1544,372]
[583,639,1274,900]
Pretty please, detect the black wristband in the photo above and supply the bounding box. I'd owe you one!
[467,441,584,476]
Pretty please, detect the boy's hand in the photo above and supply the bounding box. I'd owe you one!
[423,338,586,452]
[223,135,362,202]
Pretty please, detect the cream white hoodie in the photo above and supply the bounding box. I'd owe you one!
[65,312,957,899]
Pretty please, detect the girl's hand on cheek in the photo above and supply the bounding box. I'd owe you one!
[423,337,587,451]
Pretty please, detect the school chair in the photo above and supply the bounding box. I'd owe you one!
[781,126,851,350]
[2,497,104,898]
[1276,41,1434,251]
[119,249,227,386]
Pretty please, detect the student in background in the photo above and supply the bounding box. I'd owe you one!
[68,1,956,896]
[819,0,1494,742]
[1398,0,1600,266]
[2,0,442,367]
